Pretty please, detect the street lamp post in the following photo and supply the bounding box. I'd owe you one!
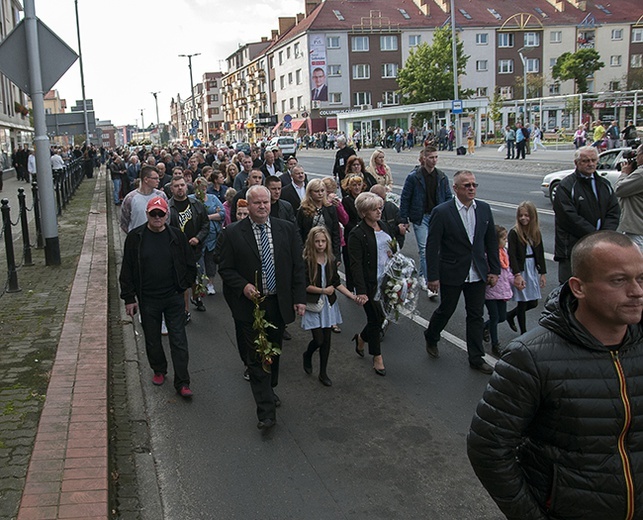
[518,47,529,124]
[179,53,201,139]
[450,0,459,148]
[151,91,161,144]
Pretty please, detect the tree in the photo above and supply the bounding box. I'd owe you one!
[552,49,604,93]
[488,89,504,137]
[514,74,545,98]
[397,26,470,104]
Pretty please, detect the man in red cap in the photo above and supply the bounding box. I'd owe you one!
[119,196,197,397]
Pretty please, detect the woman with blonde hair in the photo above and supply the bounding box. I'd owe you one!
[301,226,357,386]
[366,149,393,191]
[296,179,340,260]
[224,162,239,187]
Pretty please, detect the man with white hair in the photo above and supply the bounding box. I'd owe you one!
[332,134,356,186]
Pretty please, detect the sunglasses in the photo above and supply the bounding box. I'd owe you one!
[149,210,166,218]
[460,183,479,189]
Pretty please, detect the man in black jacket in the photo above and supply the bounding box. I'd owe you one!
[119,197,196,397]
[468,231,643,520]
[553,146,620,283]
[266,176,295,223]
[332,135,355,186]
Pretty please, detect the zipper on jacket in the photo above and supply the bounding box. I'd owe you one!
[611,350,635,520]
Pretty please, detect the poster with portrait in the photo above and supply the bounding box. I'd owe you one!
[309,34,328,103]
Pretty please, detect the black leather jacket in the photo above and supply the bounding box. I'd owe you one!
[468,284,643,520]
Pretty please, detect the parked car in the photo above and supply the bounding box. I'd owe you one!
[232,142,251,156]
[540,147,631,203]
[269,136,297,158]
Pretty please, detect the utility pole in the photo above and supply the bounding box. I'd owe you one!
[151,91,161,144]
[140,108,145,132]
[450,0,460,148]
[179,53,201,126]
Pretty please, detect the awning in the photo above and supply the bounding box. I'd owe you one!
[283,119,306,132]
[272,122,282,133]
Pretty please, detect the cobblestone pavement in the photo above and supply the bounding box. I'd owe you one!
[0,172,96,519]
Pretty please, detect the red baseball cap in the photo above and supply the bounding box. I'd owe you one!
[146,196,168,214]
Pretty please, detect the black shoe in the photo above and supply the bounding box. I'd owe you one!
[507,315,517,332]
[352,334,364,357]
[318,374,332,386]
[425,338,439,358]
[283,328,292,341]
[257,418,276,430]
[469,361,494,375]
[491,343,502,357]
[185,311,191,324]
[191,297,206,312]
[483,324,490,343]
[373,367,386,376]
[273,392,281,407]
[303,352,313,375]
[243,367,250,381]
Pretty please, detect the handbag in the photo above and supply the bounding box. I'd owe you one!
[306,296,324,313]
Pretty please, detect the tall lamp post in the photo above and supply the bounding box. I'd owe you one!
[151,91,161,144]
[517,47,530,124]
[450,0,459,148]
[74,0,90,145]
[179,53,201,137]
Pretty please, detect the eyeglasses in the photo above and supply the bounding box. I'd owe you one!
[460,183,479,189]
[147,176,160,181]
[149,210,166,218]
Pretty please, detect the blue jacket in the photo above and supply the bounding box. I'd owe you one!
[399,166,452,225]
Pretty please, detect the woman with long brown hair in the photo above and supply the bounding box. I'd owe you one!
[345,155,377,191]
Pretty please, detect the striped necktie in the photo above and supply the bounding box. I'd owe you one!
[258,224,276,293]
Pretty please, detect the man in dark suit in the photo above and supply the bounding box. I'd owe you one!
[218,185,306,431]
[266,176,296,223]
[280,165,307,211]
[259,150,280,178]
[424,171,500,374]
[311,67,328,101]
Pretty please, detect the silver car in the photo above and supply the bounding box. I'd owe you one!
[541,147,631,202]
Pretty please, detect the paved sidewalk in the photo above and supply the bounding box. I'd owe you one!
[0,169,108,520]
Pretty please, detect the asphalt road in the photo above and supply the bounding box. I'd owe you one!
[137,147,573,519]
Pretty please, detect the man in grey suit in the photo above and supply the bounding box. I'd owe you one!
[424,171,500,374]
[218,186,306,431]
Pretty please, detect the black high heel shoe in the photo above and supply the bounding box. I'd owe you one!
[352,334,364,357]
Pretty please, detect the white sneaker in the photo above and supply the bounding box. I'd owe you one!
[161,318,168,336]
[206,283,216,295]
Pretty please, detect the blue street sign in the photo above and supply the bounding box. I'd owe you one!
[193,138,202,147]
[452,100,463,114]
[191,119,198,129]
[189,128,196,135]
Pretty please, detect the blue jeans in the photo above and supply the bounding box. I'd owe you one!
[139,292,190,390]
[412,213,430,279]
[112,177,121,204]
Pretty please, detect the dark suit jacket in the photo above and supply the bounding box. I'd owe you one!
[311,84,328,101]
[280,183,305,212]
[296,205,341,260]
[260,163,281,178]
[218,217,306,324]
[347,220,395,298]
[426,199,500,284]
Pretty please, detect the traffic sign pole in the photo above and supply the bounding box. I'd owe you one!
[25,0,59,265]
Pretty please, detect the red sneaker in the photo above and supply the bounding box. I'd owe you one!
[152,373,165,386]
[178,386,193,398]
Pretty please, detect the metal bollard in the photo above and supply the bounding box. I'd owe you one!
[1,199,21,292]
[17,188,33,266]
[31,181,44,248]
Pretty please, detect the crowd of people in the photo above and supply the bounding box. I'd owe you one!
[114,135,643,517]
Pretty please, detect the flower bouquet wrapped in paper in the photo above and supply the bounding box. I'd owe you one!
[380,240,420,322]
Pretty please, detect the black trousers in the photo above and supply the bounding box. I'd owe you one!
[139,292,190,389]
[360,299,385,357]
[234,296,284,422]
[425,281,486,366]
[515,141,526,159]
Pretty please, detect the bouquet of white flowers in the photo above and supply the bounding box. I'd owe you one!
[380,240,420,321]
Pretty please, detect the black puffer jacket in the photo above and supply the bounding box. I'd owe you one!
[467,284,643,520]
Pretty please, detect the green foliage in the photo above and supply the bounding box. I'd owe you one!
[397,26,470,104]
[514,74,545,98]
[552,49,604,93]
[488,90,503,125]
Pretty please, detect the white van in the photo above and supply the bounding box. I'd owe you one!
[269,136,297,158]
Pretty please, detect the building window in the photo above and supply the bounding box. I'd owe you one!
[351,36,369,52]
[289,98,294,110]
[382,91,399,105]
[633,28,643,43]
[550,31,562,43]
[280,76,285,89]
[327,36,340,48]
[476,87,488,97]
[498,33,514,48]
[288,72,293,84]
[295,69,301,84]
[524,32,540,47]
[549,83,560,95]
[353,92,372,106]
[476,33,488,45]
[381,63,398,78]
[476,60,488,72]
[380,35,398,51]
[271,79,276,91]
[526,58,539,73]
[498,59,514,73]
[281,100,286,113]
[500,86,513,99]
[329,92,342,104]
[631,54,642,68]
[279,51,284,65]
[609,81,620,91]
[352,64,370,79]
[297,96,302,109]
[286,47,291,59]
[409,34,421,47]
[328,64,341,76]
[611,29,623,41]
[212,107,219,115]
[610,55,622,67]
[550,58,558,68]
[294,42,300,56]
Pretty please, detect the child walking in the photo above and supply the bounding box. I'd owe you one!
[302,226,357,386]
[506,201,547,334]
[483,226,514,356]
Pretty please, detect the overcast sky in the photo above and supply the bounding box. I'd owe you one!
[33,0,303,127]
